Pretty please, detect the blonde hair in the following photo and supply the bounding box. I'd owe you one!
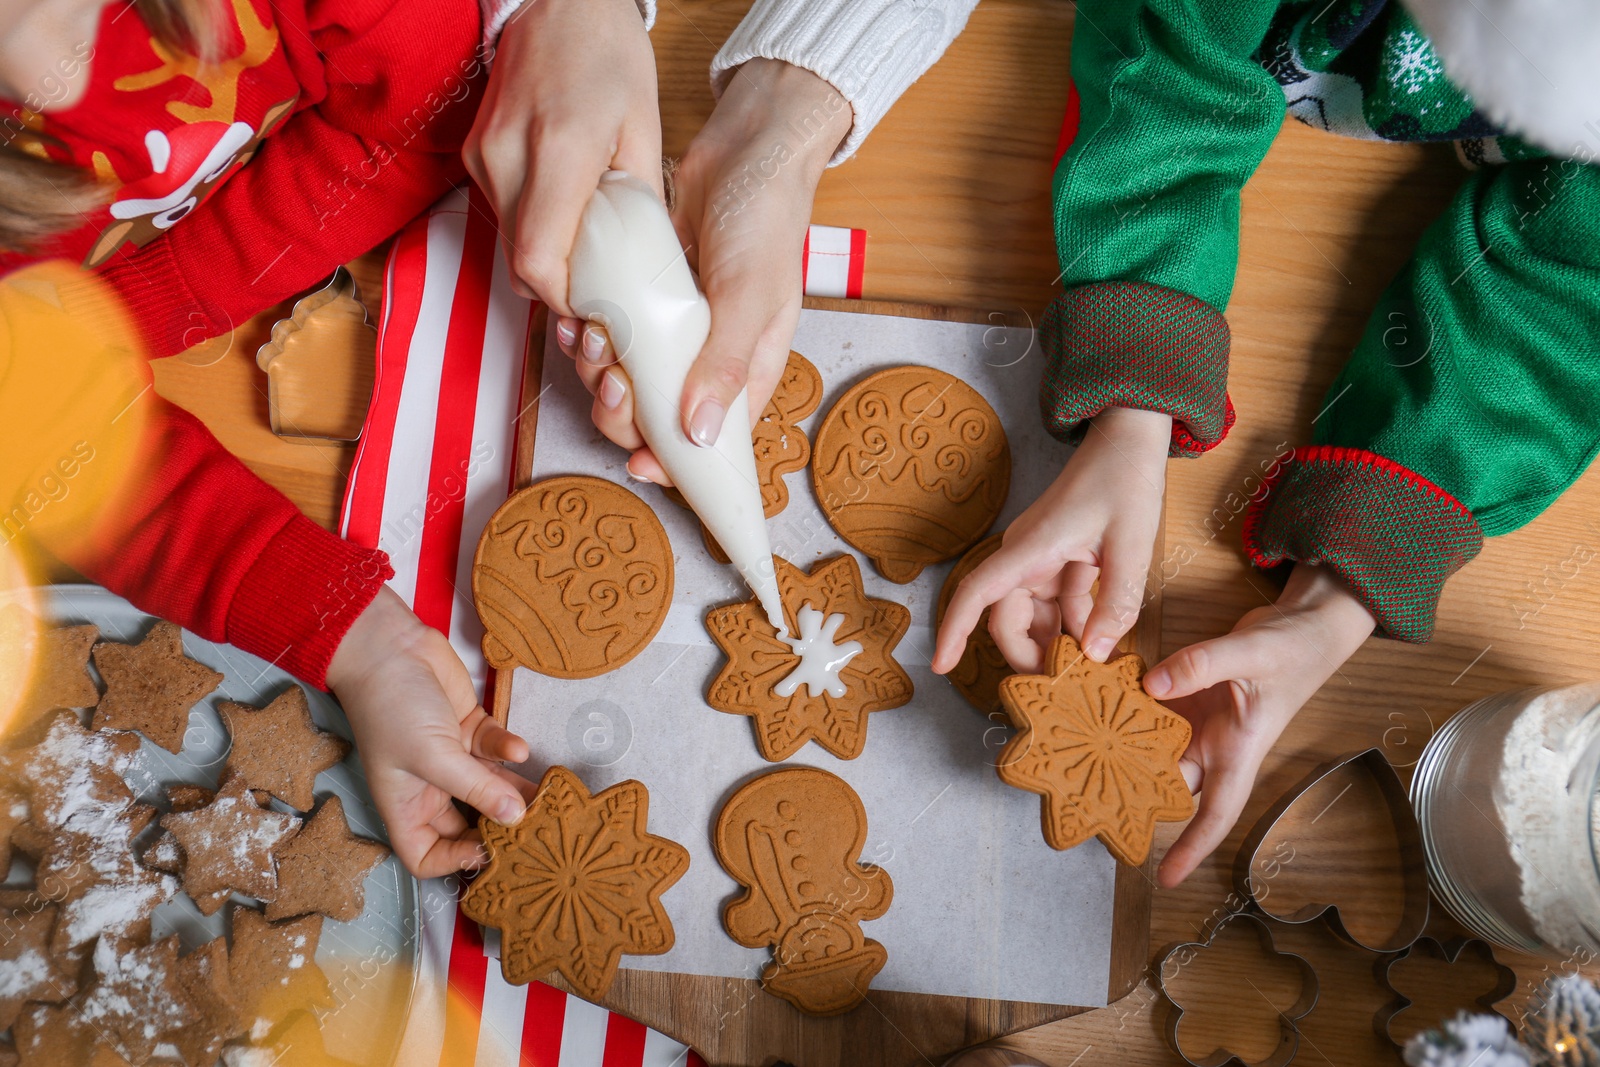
[0,0,220,254]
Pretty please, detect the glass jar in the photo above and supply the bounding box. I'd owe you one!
[1411,683,1600,959]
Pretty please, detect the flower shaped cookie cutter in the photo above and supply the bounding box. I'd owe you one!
[1156,911,1320,1067]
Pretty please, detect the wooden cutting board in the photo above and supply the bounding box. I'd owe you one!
[488,297,1159,1067]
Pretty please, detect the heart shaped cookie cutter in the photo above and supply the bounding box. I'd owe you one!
[1373,936,1518,1048]
[1233,748,1430,954]
[1155,910,1320,1067]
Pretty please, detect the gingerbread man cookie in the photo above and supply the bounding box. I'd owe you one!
[997,634,1194,865]
[460,766,689,1001]
[705,554,912,762]
[812,365,1010,583]
[714,767,892,1016]
[473,476,674,680]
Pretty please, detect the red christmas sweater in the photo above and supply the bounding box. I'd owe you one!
[7,0,487,685]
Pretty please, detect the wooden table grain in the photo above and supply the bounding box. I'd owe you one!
[144,1,1600,1064]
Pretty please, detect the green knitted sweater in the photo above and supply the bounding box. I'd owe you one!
[1043,0,1600,641]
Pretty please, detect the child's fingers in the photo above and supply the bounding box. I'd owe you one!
[1080,545,1149,662]
[1056,560,1098,643]
[411,832,491,880]
[1156,753,1259,889]
[988,589,1049,675]
[931,552,1024,673]
[1144,632,1257,701]
[419,745,527,827]
[467,715,529,765]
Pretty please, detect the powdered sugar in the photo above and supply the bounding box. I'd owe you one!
[0,947,52,997]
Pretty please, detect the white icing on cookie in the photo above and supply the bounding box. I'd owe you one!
[774,605,863,698]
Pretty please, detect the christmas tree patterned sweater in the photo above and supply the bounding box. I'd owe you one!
[1047,0,1600,641]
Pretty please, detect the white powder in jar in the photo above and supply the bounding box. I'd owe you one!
[1493,683,1600,953]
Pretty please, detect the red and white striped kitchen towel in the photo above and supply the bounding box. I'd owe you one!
[339,184,866,1067]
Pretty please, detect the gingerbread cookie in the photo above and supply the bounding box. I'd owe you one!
[264,795,389,922]
[460,766,688,1000]
[219,686,349,812]
[0,904,78,1029]
[714,767,892,1015]
[473,476,674,680]
[812,365,1011,582]
[997,634,1194,865]
[172,936,241,1067]
[0,788,25,873]
[668,350,824,561]
[92,620,223,753]
[221,1008,359,1067]
[162,774,300,914]
[705,554,912,762]
[228,908,335,1033]
[69,936,199,1064]
[936,535,1014,715]
[1,607,100,716]
[3,709,140,835]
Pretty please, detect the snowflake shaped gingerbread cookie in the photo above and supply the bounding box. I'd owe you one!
[705,554,913,762]
[460,766,689,1000]
[997,634,1194,865]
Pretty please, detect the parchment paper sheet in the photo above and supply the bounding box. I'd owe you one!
[507,307,1118,1007]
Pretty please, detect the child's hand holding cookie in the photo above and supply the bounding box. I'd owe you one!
[933,406,1169,675]
[327,587,536,878]
[1141,564,1374,887]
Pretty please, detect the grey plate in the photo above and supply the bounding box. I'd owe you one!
[4,585,420,1066]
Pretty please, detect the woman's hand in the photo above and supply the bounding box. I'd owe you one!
[554,58,853,483]
[933,407,1171,674]
[327,587,536,878]
[1144,563,1375,887]
[464,0,662,313]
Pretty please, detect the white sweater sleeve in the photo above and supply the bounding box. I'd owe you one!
[481,0,657,51]
[711,0,979,165]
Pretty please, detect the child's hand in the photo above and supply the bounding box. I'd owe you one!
[1143,564,1375,887]
[326,587,535,879]
[932,407,1170,674]
[464,0,662,312]
[552,58,852,482]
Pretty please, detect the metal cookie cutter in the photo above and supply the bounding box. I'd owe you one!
[256,266,377,444]
[1374,936,1518,1048]
[1233,748,1430,954]
[1156,911,1320,1067]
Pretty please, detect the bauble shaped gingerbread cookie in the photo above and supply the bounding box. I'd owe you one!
[473,476,674,680]
[812,365,1010,583]
[936,534,1013,715]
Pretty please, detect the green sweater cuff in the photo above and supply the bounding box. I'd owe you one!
[1243,446,1484,642]
[1038,281,1234,458]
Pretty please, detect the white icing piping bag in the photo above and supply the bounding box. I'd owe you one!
[567,171,786,634]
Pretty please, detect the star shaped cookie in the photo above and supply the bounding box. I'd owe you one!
[162,774,300,912]
[228,908,335,1035]
[219,686,349,812]
[264,795,389,922]
[460,766,689,1000]
[997,634,1194,865]
[0,904,79,1029]
[2,709,140,834]
[167,936,241,1067]
[1,607,100,716]
[92,621,223,753]
[705,554,913,761]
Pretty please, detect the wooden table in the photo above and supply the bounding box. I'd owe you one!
[145,1,1600,1064]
